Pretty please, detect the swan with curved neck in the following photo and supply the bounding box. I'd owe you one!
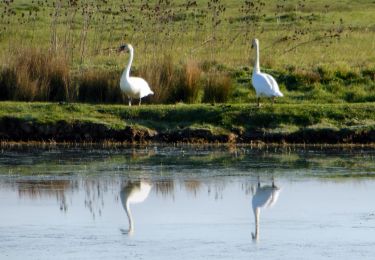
[120,180,152,235]
[251,177,281,241]
[251,39,283,107]
[118,44,154,106]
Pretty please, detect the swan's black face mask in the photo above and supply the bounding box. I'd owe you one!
[251,41,256,49]
[118,45,129,53]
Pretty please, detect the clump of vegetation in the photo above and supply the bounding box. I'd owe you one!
[203,72,233,103]
[136,55,175,104]
[77,69,122,103]
[139,58,203,104]
[0,48,237,104]
[0,48,71,101]
[171,60,202,104]
[143,58,235,104]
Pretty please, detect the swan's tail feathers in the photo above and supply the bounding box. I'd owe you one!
[140,88,154,98]
[275,91,284,97]
[146,89,154,96]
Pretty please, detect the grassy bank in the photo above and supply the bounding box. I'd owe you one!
[1,102,374,144]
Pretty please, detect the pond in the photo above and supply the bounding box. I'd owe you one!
[0,146,374,259]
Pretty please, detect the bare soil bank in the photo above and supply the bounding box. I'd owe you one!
[1,117,374,144]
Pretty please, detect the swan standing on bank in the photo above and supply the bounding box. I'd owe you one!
[120,180,152,235]
[118,44,154,106]
[251,39,283,107]
[251,177,281,241]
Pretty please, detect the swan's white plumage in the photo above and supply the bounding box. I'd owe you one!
[121,181,152,204]
[251,39,283,103]
[251,178,281,241]
[120,181,152,235]
[120,76,154,99]
[252,184,280,210]
[252,73,283,97]
[119,44,153,105]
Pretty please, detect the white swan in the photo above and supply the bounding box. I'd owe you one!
[251,177,281,241]
[120,180,152,235]
[118,44,154,106]
[251,38,283,107]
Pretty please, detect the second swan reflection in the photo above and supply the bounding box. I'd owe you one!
[119,178,280,240]
[251,177,281,241]
[120,180,152,235]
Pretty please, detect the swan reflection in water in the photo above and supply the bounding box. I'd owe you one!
[120,180,152,235]
[251,177,281,241]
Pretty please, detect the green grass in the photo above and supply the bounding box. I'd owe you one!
[0,102,125,128]
[1,101,375,139]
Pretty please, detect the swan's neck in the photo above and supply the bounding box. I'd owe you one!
[252,207,260,240]
[125,200,134,233]
[254,43,260,73]
[122,48,134,80]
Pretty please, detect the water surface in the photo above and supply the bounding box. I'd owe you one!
[0,146,374,259]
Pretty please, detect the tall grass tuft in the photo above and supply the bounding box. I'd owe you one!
[0,67,17,100]
[171,60,202,104]
[138,58,202,104]
[203,72,233,103]
[0,48,72,101]
[137,55,175,104]
[77,70,123,103]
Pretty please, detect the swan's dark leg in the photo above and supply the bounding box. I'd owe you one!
[272,176,275,188]
[139,98,142,106]
[257,176,261,187]
[120,228,131,235]
[272,97,275,105]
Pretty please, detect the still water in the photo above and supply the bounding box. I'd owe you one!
[0,146,374,259]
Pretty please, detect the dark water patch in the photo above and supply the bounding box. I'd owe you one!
[321,173,375,179]
[0,146,374,178]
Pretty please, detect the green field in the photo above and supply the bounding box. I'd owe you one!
[1,0,375,68]
[0,0,374,104]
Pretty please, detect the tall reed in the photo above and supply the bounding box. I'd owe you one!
[137,57,202,104]
[0,48,71,101]
[137,55,175,104]
[170,60,202,104]
[203,72,233,103]
[77,69,122,103]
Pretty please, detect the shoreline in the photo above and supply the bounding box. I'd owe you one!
[1,117,374,145]
[1,141,375,149]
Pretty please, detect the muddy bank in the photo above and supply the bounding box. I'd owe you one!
[0,117,374,144]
